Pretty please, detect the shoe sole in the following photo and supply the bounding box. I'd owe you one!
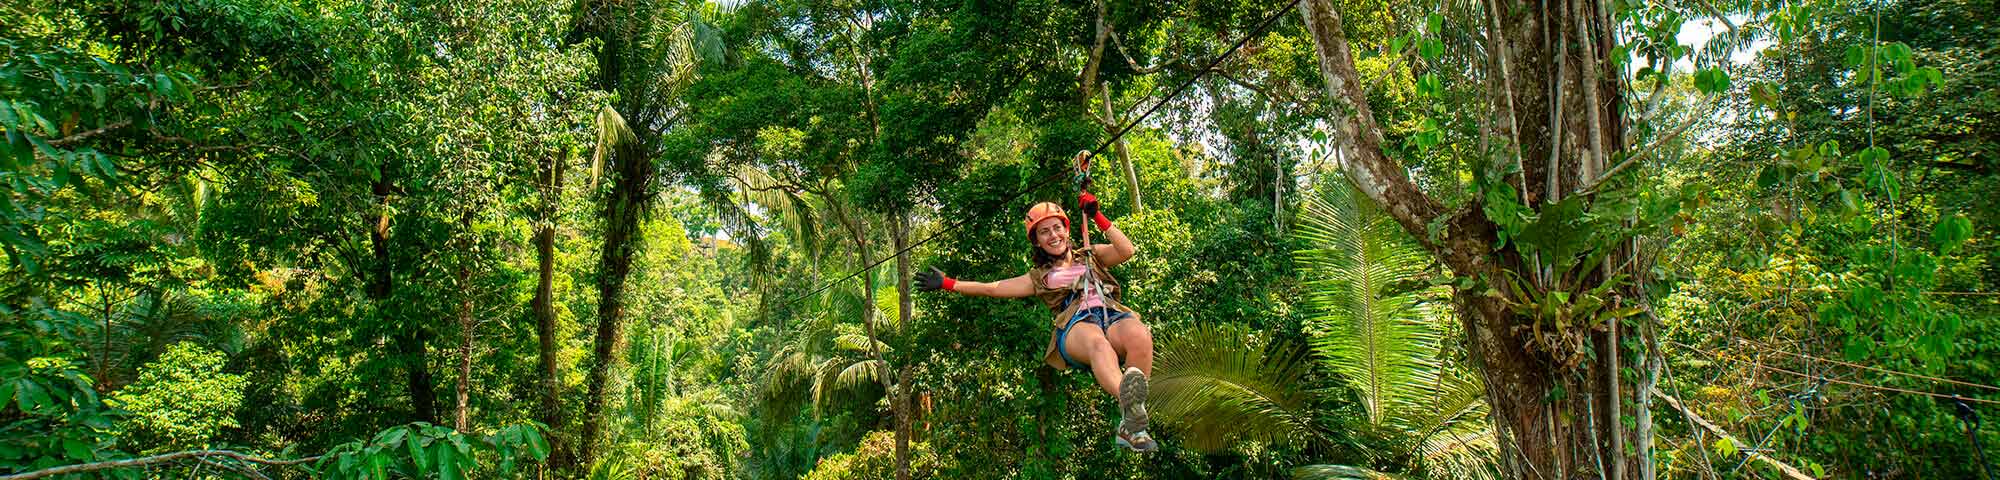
[1116,431,1158,452]
[1119,368,1149,432]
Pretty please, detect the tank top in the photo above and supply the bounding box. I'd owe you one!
[1043,264,1105,311]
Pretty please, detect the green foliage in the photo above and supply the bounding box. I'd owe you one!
[1153,323,1322,453]
[799,430,937,480]
[1294,180,1496,480]
[2,0,1994,478]
[0,355,120,474]
[107,342,244,451]
[1296,179,1440,424]
[312,423,549,480]
[1654,0,2000,476]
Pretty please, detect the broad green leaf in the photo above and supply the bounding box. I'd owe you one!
[62,438,91,460]
[407,428,430,476]
[379,426,407,446]
[1932,213,1973,255]
[1416,73,1442,97]
[29,110,56,137]
[16,379,50,413]
[522,426,549,458]
[436,442,461,480]
[5,130,28,169]
[28,135,58,163]
[1755,166,1783,189]
[153,73,175,98]
[1693,68,1730,94]
[1419,38,1444,61]
[91,151,116,181]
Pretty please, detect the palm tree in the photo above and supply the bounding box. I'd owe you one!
[1152,177,1497,480]
[572,0,726,468]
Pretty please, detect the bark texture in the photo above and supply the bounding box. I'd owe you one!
[1299,0,1647,477]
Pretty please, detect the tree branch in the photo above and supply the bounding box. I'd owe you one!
[1655,390,1818,480]
[1575,93,1717,196]
[1107,29,1170,74]
[1297,0,1466,266]
[0,451,322,480]
[47,120,134,147]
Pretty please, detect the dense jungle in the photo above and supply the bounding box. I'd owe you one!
[3,0,1996,477]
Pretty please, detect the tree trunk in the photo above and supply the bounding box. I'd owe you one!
[98,285,113,392]
[369,176,436,424]
[455,262,474,432]
[1081,1,1142,211]
[531,151,571,469]
[831,201,906,479]
[1297,0,1647,477]
[1097,84,1143,211]
[576,137,654,468]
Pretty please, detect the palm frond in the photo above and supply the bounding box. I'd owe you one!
[730,164,818,259]
[1295,177,1499,480]
[833,333,889,354]
[1152,323,1325,453]
[591,106,639,190]
[1401,372,1498,480]
[1296,179,1444,425]
[833,359,885,392]
[1293,464,1401,480]
[1413,427,1499,480]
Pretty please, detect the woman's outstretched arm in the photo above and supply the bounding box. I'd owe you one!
[917,269,1037,299]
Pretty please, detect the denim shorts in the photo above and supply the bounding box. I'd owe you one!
[1056,308,1132,370]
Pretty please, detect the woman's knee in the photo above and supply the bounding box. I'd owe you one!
[1111,320,1153,346]
[1065,329,1113,357]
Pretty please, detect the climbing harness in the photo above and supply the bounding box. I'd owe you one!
[1074,152,1114,330]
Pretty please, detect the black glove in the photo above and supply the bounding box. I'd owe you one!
[916,268,954,292]
[1079,191,1101,218]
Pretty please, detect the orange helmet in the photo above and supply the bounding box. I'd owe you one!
[1023,202,1069,239]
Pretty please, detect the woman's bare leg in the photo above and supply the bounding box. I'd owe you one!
[1107,319,1154,377]
[1062,326,1124,396]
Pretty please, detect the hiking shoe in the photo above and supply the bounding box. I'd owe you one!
[1115,429,1158,452]
[1117,367,1150,442]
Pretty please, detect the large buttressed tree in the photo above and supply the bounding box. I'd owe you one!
[1297,0,1702,476]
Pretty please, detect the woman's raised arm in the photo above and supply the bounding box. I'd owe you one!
[1079,192,1137,268]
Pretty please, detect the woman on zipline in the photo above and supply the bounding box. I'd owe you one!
[915,153,1156,451]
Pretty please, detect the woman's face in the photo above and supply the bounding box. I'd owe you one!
[1032,218,1069,256]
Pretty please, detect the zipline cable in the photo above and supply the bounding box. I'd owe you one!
[1736,339,2000,393]
[776,0,1308,307]
[1669,341,2000,406]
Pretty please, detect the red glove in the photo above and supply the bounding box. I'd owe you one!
[1079,191,1112,231]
